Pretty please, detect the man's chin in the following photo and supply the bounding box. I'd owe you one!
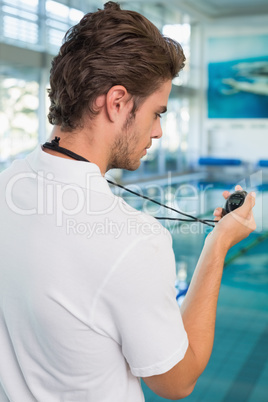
[124,160,141,171]
[107,159,141,172]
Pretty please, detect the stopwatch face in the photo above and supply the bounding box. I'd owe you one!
[225,191,247,213]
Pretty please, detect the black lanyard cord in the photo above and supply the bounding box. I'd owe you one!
[43,137,90,162]
[42,137,215,228]
[105,179,215,226]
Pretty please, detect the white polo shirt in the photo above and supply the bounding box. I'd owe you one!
[0,146,188,402]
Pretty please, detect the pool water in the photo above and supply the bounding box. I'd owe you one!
[119,178,268,402]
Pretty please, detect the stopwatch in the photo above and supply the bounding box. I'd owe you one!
[224,190,247,214]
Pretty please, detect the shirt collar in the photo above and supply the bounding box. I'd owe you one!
[26,145,113,195]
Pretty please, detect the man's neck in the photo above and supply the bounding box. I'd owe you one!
[43,126,109,175]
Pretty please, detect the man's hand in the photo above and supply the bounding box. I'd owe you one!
[213,184,243,221]
[210,184,256,251]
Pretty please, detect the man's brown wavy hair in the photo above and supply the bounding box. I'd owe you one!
[48,1,185,131]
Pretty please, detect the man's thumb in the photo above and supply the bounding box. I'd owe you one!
[240,192,256,213]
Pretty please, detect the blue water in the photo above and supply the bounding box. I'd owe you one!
[127,180,268,402]
[208,56,268,118]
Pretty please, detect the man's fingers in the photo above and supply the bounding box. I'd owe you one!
[240,191,256,214]
[213,207,225,221]
[223,185,242,200]
[235,184,243,191]
[222,190,230,200]
[230,192,257,231]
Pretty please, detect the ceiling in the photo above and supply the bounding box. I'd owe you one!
[119,0,268,22]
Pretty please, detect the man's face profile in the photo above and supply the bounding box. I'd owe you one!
[109,80,172,171]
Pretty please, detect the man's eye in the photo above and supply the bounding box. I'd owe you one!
[155,113,162,119]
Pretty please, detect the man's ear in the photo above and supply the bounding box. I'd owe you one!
[106,85,132,122]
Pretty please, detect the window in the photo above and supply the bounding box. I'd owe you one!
[2,1,39,48]
[0,0,85,52]
[0,66,39,168]
[162,23,191,86]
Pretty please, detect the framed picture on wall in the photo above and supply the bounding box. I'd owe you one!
[207,34,268,118]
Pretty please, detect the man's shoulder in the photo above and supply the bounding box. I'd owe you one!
[0,158,29,182]
[110,194,170,235]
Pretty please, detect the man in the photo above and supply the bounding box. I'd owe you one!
[0,2,256,401]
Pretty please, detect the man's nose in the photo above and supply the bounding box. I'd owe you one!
[151,119,162,139]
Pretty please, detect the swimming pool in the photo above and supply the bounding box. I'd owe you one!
[115,174,268,402]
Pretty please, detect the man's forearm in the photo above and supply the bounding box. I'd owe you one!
[142,236,228,400]
[180,233,228,375]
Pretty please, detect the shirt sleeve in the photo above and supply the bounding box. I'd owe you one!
[92,228,189,378]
